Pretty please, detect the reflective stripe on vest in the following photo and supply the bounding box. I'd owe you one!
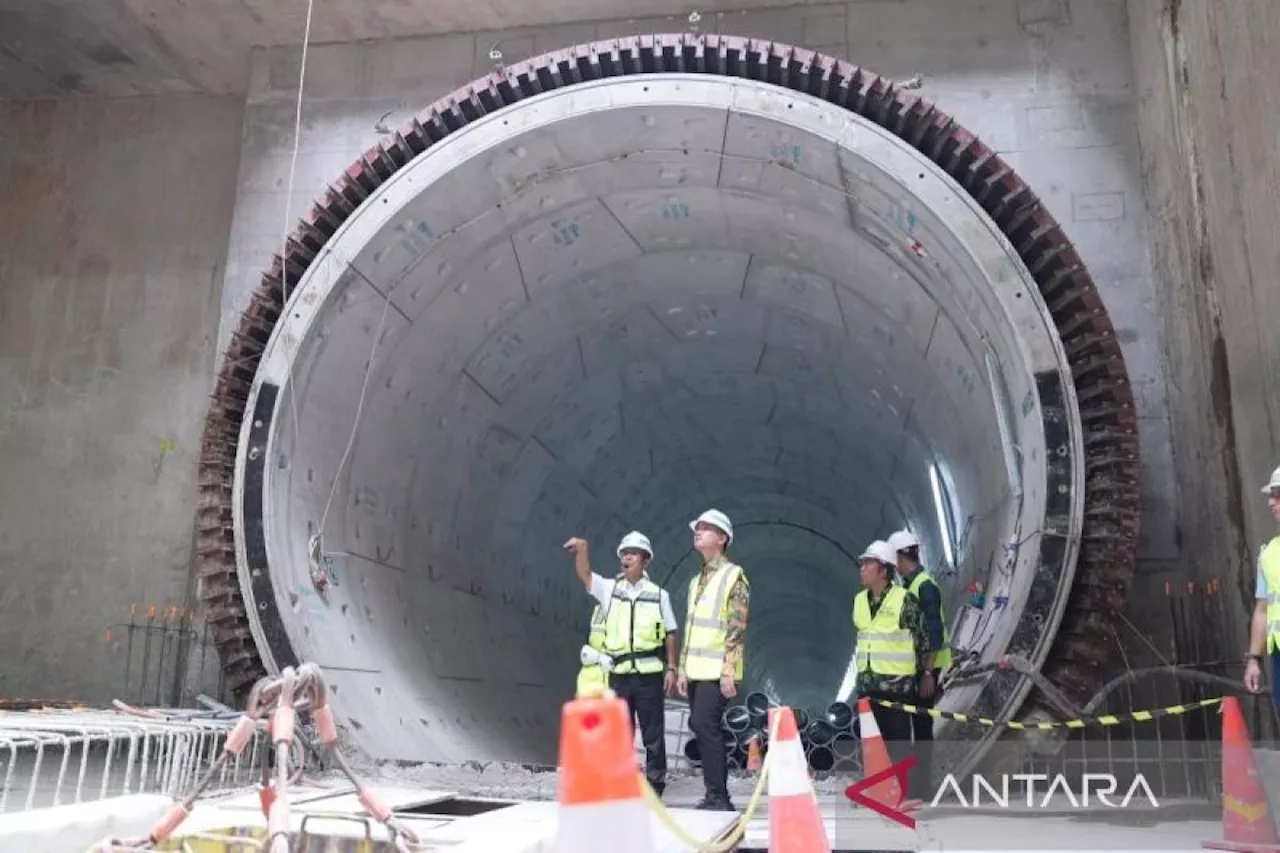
[605,578,667,675]
[1261,537,1280,654]
[587,603,607,652]
[906,570,953,671]
[683,561,747,681]
[852,586,917,677]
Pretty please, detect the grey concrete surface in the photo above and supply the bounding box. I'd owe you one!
[0,0,878,98]
[0,95,243,704]
[1126,0,1280,675]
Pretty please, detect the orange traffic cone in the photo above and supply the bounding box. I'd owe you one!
[853,698,921,815]
[767,705,831,853]
[1202,696,1280,853]
[746,733,763,772]
[554,691,654,853]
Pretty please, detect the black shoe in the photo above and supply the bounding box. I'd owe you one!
[696,796,736,812]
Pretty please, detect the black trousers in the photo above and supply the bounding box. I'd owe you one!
[610,671,668,793]
[861,690,916,797]
[688,680,731,802]
[909,670,942,800]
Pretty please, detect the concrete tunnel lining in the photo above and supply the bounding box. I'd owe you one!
[231,67,1081,773]
[200,35,1141,782]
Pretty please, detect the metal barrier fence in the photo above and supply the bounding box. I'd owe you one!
[1017,663,1280,805]
[0,707,269,812]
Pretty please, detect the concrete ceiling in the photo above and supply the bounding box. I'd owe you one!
[0,0,790,98]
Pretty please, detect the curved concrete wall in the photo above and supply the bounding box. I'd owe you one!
[212,37,1139,777]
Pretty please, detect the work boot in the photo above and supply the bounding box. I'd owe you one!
[695,795,736,812]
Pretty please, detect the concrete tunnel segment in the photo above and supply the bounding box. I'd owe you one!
[197,35,1141,779]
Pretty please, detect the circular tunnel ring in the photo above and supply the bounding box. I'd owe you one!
[197,33,1140,765]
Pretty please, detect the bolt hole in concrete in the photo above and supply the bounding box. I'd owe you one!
[217,39,1138,774]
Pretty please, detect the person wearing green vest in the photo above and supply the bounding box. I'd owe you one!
[676,508,749,812]
[564,531,679,796]
[852,539,933,786]
[888,528,951,800]
[1244,465,1280,704]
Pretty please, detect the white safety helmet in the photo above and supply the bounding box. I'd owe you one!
[859,540,897,568]
[616,530,654,560]
[689,509,734,544]
[887,529,921,554]
[1262,466,1280,495]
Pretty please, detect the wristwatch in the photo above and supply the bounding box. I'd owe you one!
[1246,653,1262,664]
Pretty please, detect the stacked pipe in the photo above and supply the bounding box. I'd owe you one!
[713,694,865,775]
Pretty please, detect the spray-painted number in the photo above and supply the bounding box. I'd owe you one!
[552,220,582,247]
[770,143,802,165]
[661,202,691,219]
[320,554,341,588]
[887,201,919,234]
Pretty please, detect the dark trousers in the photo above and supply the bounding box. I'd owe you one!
[909,670,942,800]
[688,680,731,802]
[610,671,668,793]
[861,691,916,798]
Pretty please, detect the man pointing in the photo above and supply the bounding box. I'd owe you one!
[565,531,678,796]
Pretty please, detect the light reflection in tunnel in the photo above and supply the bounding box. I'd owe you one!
[930,463,957,569]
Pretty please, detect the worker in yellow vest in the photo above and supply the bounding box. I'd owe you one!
[852,540,933,784]
[888,529,951,799]
[675,509,749,812]
[565,531,679,796]
[1244,465,1280,704]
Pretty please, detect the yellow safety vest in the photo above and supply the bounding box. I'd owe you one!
[604,578,667,675]
[853,587,917,677]
[1260,537,1280,654]
[575,601,610,697]
[683,558,748,681]
[906,570,953,671]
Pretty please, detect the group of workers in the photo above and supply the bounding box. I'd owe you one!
[565,509,953,809]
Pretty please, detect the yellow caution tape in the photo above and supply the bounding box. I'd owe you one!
[873,696,1224,729]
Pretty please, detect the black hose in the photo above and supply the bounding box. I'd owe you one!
[1081,665,1248,716]
[827,701,853,731]
[792,707,810,731]
[723,704,751,733]
[806,719,835,747]
[944,654,1087,720]
[808,744,835,772]
[745,691,772,722]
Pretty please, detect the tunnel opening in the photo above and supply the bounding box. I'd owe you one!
[198,35,1140,779]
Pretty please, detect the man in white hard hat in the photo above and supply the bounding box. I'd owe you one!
[888,528,951,799]
[1243,465,1280,706]
[852,540,934,777]
[676,508,749,812]
[564,531,679,796]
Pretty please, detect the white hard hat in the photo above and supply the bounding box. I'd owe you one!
[616,530,654,559]
[690,509,734,544]
[1263,466,1280,494]
[887,529,921,553]
[859,540,897,568]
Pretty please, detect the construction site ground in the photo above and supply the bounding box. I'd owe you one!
[20,761,1215,852]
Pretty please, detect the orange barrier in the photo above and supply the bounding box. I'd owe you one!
[766,705,831,853]
[1202,696,1280,853]
[555,690,655,853]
